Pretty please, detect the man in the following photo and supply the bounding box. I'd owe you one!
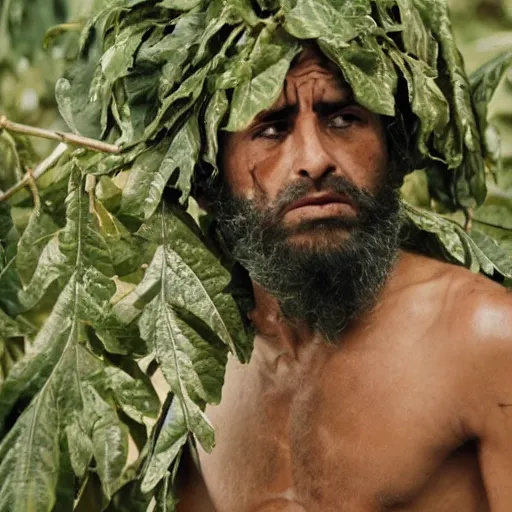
[176,46,512,511]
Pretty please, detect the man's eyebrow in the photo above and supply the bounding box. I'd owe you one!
[313,99,357,117]
[253,104,299,125]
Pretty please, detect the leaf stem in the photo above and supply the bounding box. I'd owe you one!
[0,116,120,154]
[464,208,474,232]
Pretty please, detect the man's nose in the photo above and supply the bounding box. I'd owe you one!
[292,118,336,182]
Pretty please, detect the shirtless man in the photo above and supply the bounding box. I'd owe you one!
[177,47,512,511]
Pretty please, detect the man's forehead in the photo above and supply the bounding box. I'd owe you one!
[258,47,351,116]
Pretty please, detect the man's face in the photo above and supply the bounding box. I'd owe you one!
[221,49,389,249]
[213,48,402,341]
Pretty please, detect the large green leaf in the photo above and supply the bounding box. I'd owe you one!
[136,205,249,360]
[283,0,375,41]
[144,114,201,217]
[320,35,397,116]
[225,44,300,131]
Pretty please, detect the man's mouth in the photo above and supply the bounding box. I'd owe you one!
[282,192,357,218]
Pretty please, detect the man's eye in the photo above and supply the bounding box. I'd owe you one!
[328,113,359,129]
[255,123,288,139]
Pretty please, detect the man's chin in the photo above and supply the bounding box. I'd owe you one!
[284,218,356,248]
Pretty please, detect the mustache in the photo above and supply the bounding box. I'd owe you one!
[268,175,380,219]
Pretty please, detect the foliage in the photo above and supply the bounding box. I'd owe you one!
[1,0,512,511]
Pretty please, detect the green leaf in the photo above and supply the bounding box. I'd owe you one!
[102,365,161,429]
[135,204,250,453]
[19,166,115,310]
[470,228,512,278]
[145,64,210,138]
[0,387,61,512]
[203,89,229,174]
[320,36,397,116]
[18,236,68,310]
[59,165,115,277]
[145,114,201,217]
[16,206,59,285]
[0,308,31,339]
[158,0,202,10]
[192,0,258,66]
[137,205,249,360]
[141,400,188,493]
[119,142,169,220]
[0,270,111,428]
[403,201,467,265]
[56,19,106,138]
[0,268,126,509]
[81,382,129,500]
[138,266,218,452]
[388,48,450,156]
[225,44,300,131]
[66,417,94,479]
[418,0,487,208]
[397,0,438,67]
[93,24,150,135]
[283,0,375,41]
[470,51,512,128]
[470,51,512,177]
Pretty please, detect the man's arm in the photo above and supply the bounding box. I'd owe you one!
[460,287,512,510]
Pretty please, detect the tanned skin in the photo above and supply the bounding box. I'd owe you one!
[177,50,512,511]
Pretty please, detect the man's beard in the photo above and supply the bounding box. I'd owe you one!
[211,173,403,342]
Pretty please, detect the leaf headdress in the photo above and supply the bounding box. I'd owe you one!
[54,0,512,276]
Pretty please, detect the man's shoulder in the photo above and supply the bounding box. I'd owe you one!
[401,252,512,437]
[401,250,508,297]
[397,250,512,340]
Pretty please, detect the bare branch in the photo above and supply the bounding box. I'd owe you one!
[0,116,120,154]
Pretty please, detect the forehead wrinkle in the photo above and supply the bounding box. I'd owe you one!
[286,71,349,111]
[250,61,350,125]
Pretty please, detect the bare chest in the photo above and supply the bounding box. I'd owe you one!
[198,340,487,512]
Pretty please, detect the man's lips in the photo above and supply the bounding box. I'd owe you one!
[282,192,356,216]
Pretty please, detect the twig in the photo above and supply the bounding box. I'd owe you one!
[0,116,120,154]
[0,143,68,203]
[464,208,474,233]
[32,142,69,180]
[26,170,41,209]
[86,175,97,216]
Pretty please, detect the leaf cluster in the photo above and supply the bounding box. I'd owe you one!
[53,0,512,276]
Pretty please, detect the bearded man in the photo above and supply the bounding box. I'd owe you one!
[174,35,512,512]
